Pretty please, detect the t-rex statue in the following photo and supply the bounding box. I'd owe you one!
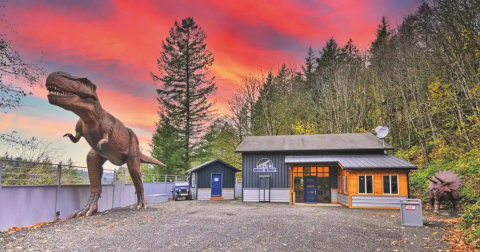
[428,170,462,214]
[46,71,165,217]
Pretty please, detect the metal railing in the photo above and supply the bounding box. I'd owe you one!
[0,159,115,186]
[0,159,188,186]
[142,174,189,183]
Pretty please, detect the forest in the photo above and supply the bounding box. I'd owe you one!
[150,0,479,245]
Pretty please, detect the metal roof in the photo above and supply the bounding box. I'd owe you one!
[284,155,417,170]
[236,133,393,152]
[186,159,240,173]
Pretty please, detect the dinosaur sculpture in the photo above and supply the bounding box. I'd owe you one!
[46,71,165,217]
[428,170,462,214]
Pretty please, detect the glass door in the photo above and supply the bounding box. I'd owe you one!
[317,167,330,203]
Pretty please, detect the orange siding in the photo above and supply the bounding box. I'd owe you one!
[347,169,408,196]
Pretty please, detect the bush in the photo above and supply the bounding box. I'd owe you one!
[408,151,480,207]
[458,205,480,246]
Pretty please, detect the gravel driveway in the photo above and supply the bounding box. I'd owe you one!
[0,200,448,251]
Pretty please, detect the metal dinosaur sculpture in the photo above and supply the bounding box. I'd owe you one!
[428,170,462,214]
[46,71,165,217]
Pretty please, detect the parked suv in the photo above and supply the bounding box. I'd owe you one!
[171,181,192,201]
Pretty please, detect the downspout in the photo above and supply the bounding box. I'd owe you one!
[241,154,244,203]
[407,171,410,199]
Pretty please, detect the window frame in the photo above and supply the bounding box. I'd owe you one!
[358,175,374,194]
[338,176,342,193]
[343,175,348,194]
[382,175,399,195]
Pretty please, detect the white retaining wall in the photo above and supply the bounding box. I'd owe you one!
[191,188,196,199]
[270,189,289,203]
[331,189,338,203]
[234,183,242,198]
[197,188,211,200]
[243,188,260,202]
[0,182,170,231]
[351,195,407,208]
[223,188,234,200]
[338,193,349,206]
[243,188,289,202]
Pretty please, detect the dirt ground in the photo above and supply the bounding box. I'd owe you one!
[0,200,450,251]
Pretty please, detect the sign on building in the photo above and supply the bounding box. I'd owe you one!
[253,158,277,172]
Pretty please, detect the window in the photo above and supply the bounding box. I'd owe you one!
[343,176,348,193]
[358,175,373,194]
[338,176,342,193]
[383,175,398,194]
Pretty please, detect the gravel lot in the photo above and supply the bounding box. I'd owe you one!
[1,200,449,251]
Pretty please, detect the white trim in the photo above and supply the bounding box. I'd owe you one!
[338,176,342,193]
[191,172,196,188]
[382,175,399,195]
[343,176,348,193]
[358,175,374,194]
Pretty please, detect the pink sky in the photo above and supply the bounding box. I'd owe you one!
[0,0,418,168]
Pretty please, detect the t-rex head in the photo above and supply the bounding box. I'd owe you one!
[46,71,99,113]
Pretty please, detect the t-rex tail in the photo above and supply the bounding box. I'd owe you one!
[140,153,166,166]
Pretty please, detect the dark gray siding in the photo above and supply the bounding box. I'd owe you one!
[242,152,290,188]
[195,162,237,188]
[330,166,338,189]
[242,151,341,189]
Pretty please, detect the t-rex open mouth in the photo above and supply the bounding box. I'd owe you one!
[46,84,76,97]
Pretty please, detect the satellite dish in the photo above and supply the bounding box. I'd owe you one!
[375,126,389,147]
[376,126,389,139]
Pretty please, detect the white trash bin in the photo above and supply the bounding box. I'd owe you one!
[400,199,423,227]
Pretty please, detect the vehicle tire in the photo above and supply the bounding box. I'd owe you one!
[174,196,177,201]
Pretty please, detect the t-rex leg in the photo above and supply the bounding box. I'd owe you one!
[125,135,146,209]
[71,149,106,218]
[126,156,146,209]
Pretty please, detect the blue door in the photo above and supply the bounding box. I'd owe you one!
[211,174,222,197]
[305,176,317,203]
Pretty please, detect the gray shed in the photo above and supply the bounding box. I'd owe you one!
[187,159,240,201]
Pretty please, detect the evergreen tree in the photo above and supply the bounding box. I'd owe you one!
[316,37,340,71]
[151,17,216,171]
[339,39,361,63]
[370,16,391,55]
[302,47,317,87]
[150,115,184,174]
[195,119,241,168]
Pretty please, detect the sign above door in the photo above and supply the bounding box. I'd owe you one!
[253,158,277,172]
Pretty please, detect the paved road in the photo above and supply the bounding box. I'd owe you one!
[0,201,448,251]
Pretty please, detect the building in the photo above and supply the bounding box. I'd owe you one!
[187,159,240,201]
[236,133,417,209]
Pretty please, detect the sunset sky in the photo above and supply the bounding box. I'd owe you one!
[0,0,418,168]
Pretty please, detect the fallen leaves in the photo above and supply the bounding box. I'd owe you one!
[391,240,407,246]
[3,221,53,233]
[425,212,479,251]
